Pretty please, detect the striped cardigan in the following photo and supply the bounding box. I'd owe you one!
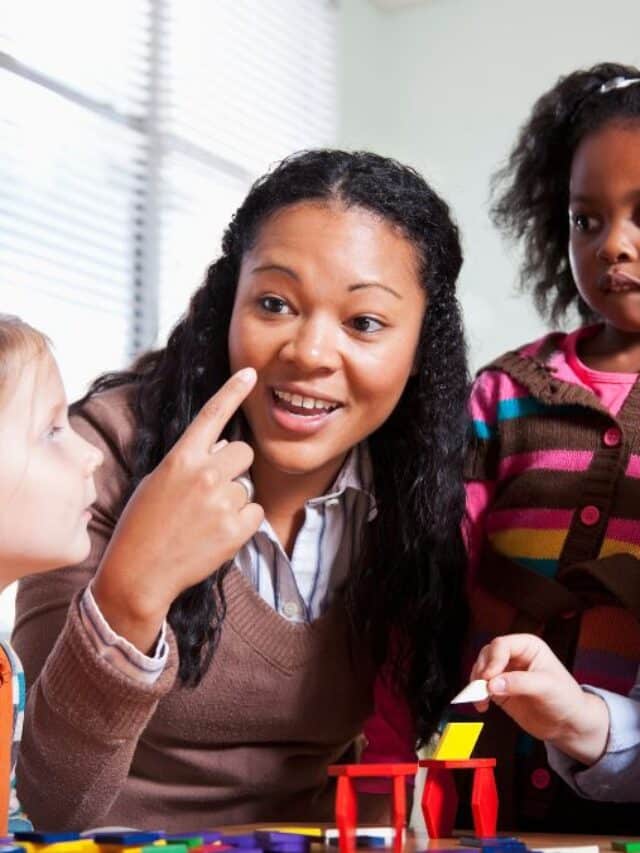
[466,327,640,830]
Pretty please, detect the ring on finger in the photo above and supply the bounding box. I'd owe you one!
[234,474,254,504]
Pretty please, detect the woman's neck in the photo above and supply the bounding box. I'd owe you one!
[578,324,640,373]
[250,452,347,557]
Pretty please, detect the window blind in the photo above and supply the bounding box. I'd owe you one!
[0,0,337,634]
[1,0,337,394]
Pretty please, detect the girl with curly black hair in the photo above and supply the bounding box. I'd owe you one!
[13,149,469,831]
[465,63,640,832]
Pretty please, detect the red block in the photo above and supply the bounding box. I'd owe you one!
[419,757,499,839]
[328,763,418,853]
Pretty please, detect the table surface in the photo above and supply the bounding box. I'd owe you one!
[223,825,623,850]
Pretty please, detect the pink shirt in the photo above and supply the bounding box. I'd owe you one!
[361,325,638,772]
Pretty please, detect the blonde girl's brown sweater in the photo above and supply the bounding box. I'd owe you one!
[12,387,377,831]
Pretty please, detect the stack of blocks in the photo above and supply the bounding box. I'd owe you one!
[328,721,497,852]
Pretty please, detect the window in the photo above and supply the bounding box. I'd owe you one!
[0,0,337,634]
[1,0,337,398]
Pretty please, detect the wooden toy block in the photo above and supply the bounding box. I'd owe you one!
[93,837,164,848]
[613,844,640,853]
[263,831,322,840]
[324,828,394,847]
[432,722,484,760]
[458,837,523,848]
[420,757,498,839]
[219,838,258,850]
[15,835,81,845]
[328,763,417,853]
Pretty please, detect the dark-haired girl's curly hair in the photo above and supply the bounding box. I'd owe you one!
[78,149,469,743]
[491,62,640,324]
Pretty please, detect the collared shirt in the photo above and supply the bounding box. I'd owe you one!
[80,443,375,681]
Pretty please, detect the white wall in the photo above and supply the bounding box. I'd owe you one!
[338,0,640,370]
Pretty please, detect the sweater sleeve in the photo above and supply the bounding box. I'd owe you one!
[12,390,179,830]
[463,370,502,584]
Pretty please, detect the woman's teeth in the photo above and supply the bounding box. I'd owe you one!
[273,389,338,413]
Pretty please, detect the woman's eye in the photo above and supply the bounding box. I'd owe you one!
[259,296,291,314]
[350,316,384,334]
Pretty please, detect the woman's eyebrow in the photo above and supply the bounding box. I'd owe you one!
[349,281,402,299]
[250,263,299,280]
[249,264,402,299]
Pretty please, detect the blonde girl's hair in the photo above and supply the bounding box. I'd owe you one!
[0,315,50,402]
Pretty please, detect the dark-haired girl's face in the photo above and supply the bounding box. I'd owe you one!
[569,122,640,332]
[228,200,426,492]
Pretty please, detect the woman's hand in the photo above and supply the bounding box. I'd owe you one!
[471,633,610,766]
[92,367,263,653]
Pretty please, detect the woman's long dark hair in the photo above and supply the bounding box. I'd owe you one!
[491,62,640,324]
[79,150,469,743]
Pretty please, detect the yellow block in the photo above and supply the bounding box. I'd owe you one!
[262,828,324,838]
[432,722,484,760]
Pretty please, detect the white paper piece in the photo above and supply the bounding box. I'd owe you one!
[533,847,600,853]
[450,678,489,704]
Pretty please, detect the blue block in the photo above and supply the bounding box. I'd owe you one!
[92,832,165,845]
[14,833,81,844]
[255,834,308,847]
[479,846,526,853]
[458,840,524,850]
[220,836,260,849]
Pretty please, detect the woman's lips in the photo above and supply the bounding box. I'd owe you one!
[268,389,342,436]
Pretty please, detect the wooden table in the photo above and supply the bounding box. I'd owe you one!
[224,825,618,851]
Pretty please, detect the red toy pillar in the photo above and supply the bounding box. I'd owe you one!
[419,758,498,839]
[328,763,417,853]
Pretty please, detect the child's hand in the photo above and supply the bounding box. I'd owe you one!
[92,368,264,653]
[471,634,610,766]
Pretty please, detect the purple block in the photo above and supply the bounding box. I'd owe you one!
[92,832,165,845]
[15,833,81,844]
[221,835,260,849]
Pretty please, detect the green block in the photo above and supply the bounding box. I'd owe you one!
[612,842,640,852]
[142,847,189,853]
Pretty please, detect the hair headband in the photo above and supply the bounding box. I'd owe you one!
[598,76,640,94]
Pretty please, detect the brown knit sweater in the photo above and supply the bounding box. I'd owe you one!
[13,388,377,831]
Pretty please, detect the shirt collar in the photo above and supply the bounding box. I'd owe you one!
[306,442,376,518]
[229,420,376,520]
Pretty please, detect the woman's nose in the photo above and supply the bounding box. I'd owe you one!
[280,318,341,371]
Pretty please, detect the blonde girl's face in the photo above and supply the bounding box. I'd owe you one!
[0,351,103,583]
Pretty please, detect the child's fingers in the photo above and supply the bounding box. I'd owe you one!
[476,634,546,680]
[487,669,556,699]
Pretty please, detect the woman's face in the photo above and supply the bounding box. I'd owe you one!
[228,200,427,486]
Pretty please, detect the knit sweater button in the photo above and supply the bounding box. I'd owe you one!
[531,768,551,790]
[603,427,622,447]
[580,505,600,526]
